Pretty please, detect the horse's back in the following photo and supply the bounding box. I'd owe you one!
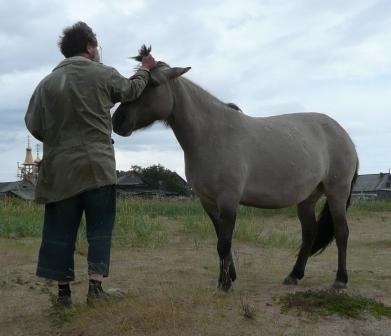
[239,112,357,207]
[186,111,357,208]
[250,112,356,166]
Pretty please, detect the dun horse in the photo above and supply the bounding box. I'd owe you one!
[112,46,358,291]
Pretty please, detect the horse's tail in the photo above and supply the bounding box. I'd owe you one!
[310,201,334,256]
[310,160,359,256]
[346,160,359,210]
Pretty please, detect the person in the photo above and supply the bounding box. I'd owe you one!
[25,21,156,307]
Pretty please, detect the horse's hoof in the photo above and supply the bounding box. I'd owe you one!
[229,269,237,282]
[218,280,233,292]
[332,281,347,290]
[218,283,232,292]
[282,275,298,286]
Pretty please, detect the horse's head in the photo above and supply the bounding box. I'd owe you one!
[112,45,190,137]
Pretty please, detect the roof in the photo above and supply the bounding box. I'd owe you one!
[8,189,34,200]
[172,172,189,186]
[0,180,34,192]
[0,182,15,192]
[117,171,145,186]
[0,180,35,200]
[353,173,391,192]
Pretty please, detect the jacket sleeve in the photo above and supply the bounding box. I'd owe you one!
[110,68,150,103]
[25,86,44,142]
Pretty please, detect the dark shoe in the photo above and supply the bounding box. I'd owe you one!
[55,295,73,309]
[87,280,124,305]
[87,288,125,305]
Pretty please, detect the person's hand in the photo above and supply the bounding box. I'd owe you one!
[141,54,156,70]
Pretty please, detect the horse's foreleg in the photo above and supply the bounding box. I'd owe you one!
[201,201,220,236]
[201,201,237,289]
[216,205,237,291]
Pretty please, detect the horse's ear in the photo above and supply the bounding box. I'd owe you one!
[165,67,191,79]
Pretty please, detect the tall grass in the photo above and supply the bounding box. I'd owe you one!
[115,213,167,247]
[234,217,299,248]
[350,198,391,212]
[1,197,390,246]
[0,197,44,237]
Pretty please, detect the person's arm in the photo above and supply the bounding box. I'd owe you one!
[25,86,44,142]
[110,55,156,103]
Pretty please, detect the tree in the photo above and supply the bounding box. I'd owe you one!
[131,164,190,196]
[130,165,142,174]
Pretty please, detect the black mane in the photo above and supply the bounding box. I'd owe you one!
[132,44,151,62]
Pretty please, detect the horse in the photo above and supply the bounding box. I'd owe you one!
[112,46,359,291]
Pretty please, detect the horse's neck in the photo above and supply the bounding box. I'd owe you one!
[168,78,229,153]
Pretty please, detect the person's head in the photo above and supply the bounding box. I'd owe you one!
[58,21,100,62]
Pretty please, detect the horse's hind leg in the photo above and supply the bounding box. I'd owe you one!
[201,201,237,288]
[326,191,350,289]
[283,190,322,285]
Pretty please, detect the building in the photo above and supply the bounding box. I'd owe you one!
[0,179,35,200]
[352,172,391,199]
[17,136,41,185]
[0,137,40,200]
[116,170,191,198]
[116,170,154,197]
[2,137,192,200]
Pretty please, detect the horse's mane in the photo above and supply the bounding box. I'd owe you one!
[132,44,151,62]
[133,44,243,115]
[179,77,243,115]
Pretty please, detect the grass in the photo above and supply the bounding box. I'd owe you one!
[234,217,299,248]
[240,293,256,319]
[350,199,391,213]
[49,286,226,334]
[364,240,391,249]
[1,196,391,336]
[278,290,391,319]
[1,197,390,245]
[0,197,44,237]
[0,197,297,244]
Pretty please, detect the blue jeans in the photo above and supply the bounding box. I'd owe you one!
[36,185,116,281]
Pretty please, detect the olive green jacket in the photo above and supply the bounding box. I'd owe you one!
[25,56,149,203]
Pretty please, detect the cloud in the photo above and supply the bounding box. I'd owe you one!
[1,0,390,181]
[0,66,51,109]
[112,124,180,152]
[115,147,185,178]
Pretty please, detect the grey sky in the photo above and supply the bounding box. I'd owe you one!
[1,0,390,181]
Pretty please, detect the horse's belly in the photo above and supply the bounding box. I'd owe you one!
[241,175,321,209]
[240,193,299,209]
[240,191,295,208]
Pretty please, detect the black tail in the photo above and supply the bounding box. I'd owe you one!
[310,160,359,256]
[346,163,359,209]
[310,201,334,256]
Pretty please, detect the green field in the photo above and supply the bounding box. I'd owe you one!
[0,197,390,335]
[2,197,390,242]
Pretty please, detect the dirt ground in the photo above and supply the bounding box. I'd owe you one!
[1,212,390,336]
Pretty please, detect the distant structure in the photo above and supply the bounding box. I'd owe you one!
[2,138,194,200]
[116,170,192,198]
[352,172,391,199]
[0,136,40,200]
[17,136,41,185]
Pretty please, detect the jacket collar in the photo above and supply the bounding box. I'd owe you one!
[53,56,95,71]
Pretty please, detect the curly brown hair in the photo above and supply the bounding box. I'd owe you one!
[58,21,98,58]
